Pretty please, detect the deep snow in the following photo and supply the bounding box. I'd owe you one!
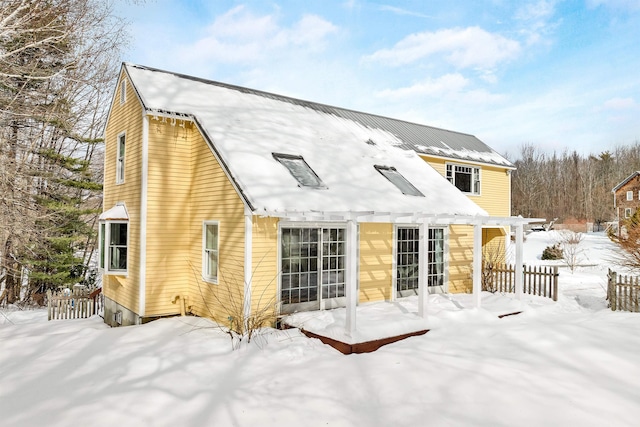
[1,231,640,427]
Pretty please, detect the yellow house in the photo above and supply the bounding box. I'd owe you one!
[100,63,532,333]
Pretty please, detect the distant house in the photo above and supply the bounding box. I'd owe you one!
[612,171,640,232]
[99,63,536,333]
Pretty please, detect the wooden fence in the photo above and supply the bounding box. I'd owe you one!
[47,287,103,320]
[607,270,640,312]
[483,263,559,301]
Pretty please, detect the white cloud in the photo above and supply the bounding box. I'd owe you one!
[515,1,559,46]
[375,73,506,105]
[379,5,434,19]
[178,6,338,65]
[365,27,521,70]
[603,97,637,110]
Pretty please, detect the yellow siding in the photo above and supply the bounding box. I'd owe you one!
[144,120,193,316]
[186,127,246,327]
[250,216,279,320]
[359,223,393,302]
[102,72,143,315]
[421,155,511,293]
[420,156,511,216]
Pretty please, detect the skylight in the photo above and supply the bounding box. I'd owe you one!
[273,153,326,189]
[375,165,424,197]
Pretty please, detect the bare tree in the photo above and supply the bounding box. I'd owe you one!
[0,0,128,304]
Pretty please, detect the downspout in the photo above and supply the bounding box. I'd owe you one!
[243,206,253,329]
[139,113,149,320]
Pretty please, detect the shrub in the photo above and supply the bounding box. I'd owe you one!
[542,244,563,260]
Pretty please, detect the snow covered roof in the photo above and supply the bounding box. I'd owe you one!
[123,63,489,219]
[99,203,128,221]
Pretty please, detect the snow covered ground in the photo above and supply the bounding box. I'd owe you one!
[2,232,640,427]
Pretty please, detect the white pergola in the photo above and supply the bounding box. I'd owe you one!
[256,209,545,337]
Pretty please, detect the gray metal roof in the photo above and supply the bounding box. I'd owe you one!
[129,64,513,168]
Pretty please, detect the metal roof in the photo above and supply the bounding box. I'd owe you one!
[128,64,513,168]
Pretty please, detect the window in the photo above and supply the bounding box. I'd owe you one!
[375,165,424,197]
[625,208,633,218]
[273,153,326,188]
[396,227,446,297]
[120,79,126,104]
[280,227,346,312]
[203,222,219,283]
[446,163,480,195]
[99,221,128,274]
[627,191,633,201]
[116,132,125,184]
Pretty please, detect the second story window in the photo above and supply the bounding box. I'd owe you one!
[627,191,634,201]
[446,163,480,195]
[116,132,125,184]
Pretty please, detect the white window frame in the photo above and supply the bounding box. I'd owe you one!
[625,208,633,218]
[116,131,126,184]
[393,225,448,299]
[446,163,481,195]
[627,191,633,201]
[120,79,126,104]
[99,220,129,275]
[202,221,219,284]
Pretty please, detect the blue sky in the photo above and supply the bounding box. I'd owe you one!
[116,0,640,158]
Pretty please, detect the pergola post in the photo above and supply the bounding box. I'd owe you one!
[515,223,524,300]
[418,220,427,318]
[345,219,358,337]
[473,222,483,308]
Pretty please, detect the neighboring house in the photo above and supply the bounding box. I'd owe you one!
[612,171,640,232]
[100,63,534,333]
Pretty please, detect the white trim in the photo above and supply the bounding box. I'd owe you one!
[417,153,515,170]
[139,115,149,316]
[418,221,426,317]
[116,131,126,185]
[345,219,358,336]
[472,222,482,308]
[446,162,481,196]
[243,208,253,324]
[627,191,633,201]
[515,224,524,300]
[202,221,220,284]
[100,220,129,276]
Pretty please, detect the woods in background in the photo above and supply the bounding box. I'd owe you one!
[510,142,640,225]
[0,0,127,304]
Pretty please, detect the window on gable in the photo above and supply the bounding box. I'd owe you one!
[446,163,480,195]
[627,191,633,201]
[120,79,126,104]
[273,153,326,188]
[116,132,125,184]
[99,221,128,274]
[203,222,219,283]
[375,165,424,197]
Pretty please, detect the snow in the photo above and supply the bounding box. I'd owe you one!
[124,64,486,218]
[2,232,640,427]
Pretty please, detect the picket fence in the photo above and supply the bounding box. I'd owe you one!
[47,287,103,320]
[483,263,559,301]
[607,270,640,312]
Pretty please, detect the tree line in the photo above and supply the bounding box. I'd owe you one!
[0,0,128,304]
[510,142,640,224]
